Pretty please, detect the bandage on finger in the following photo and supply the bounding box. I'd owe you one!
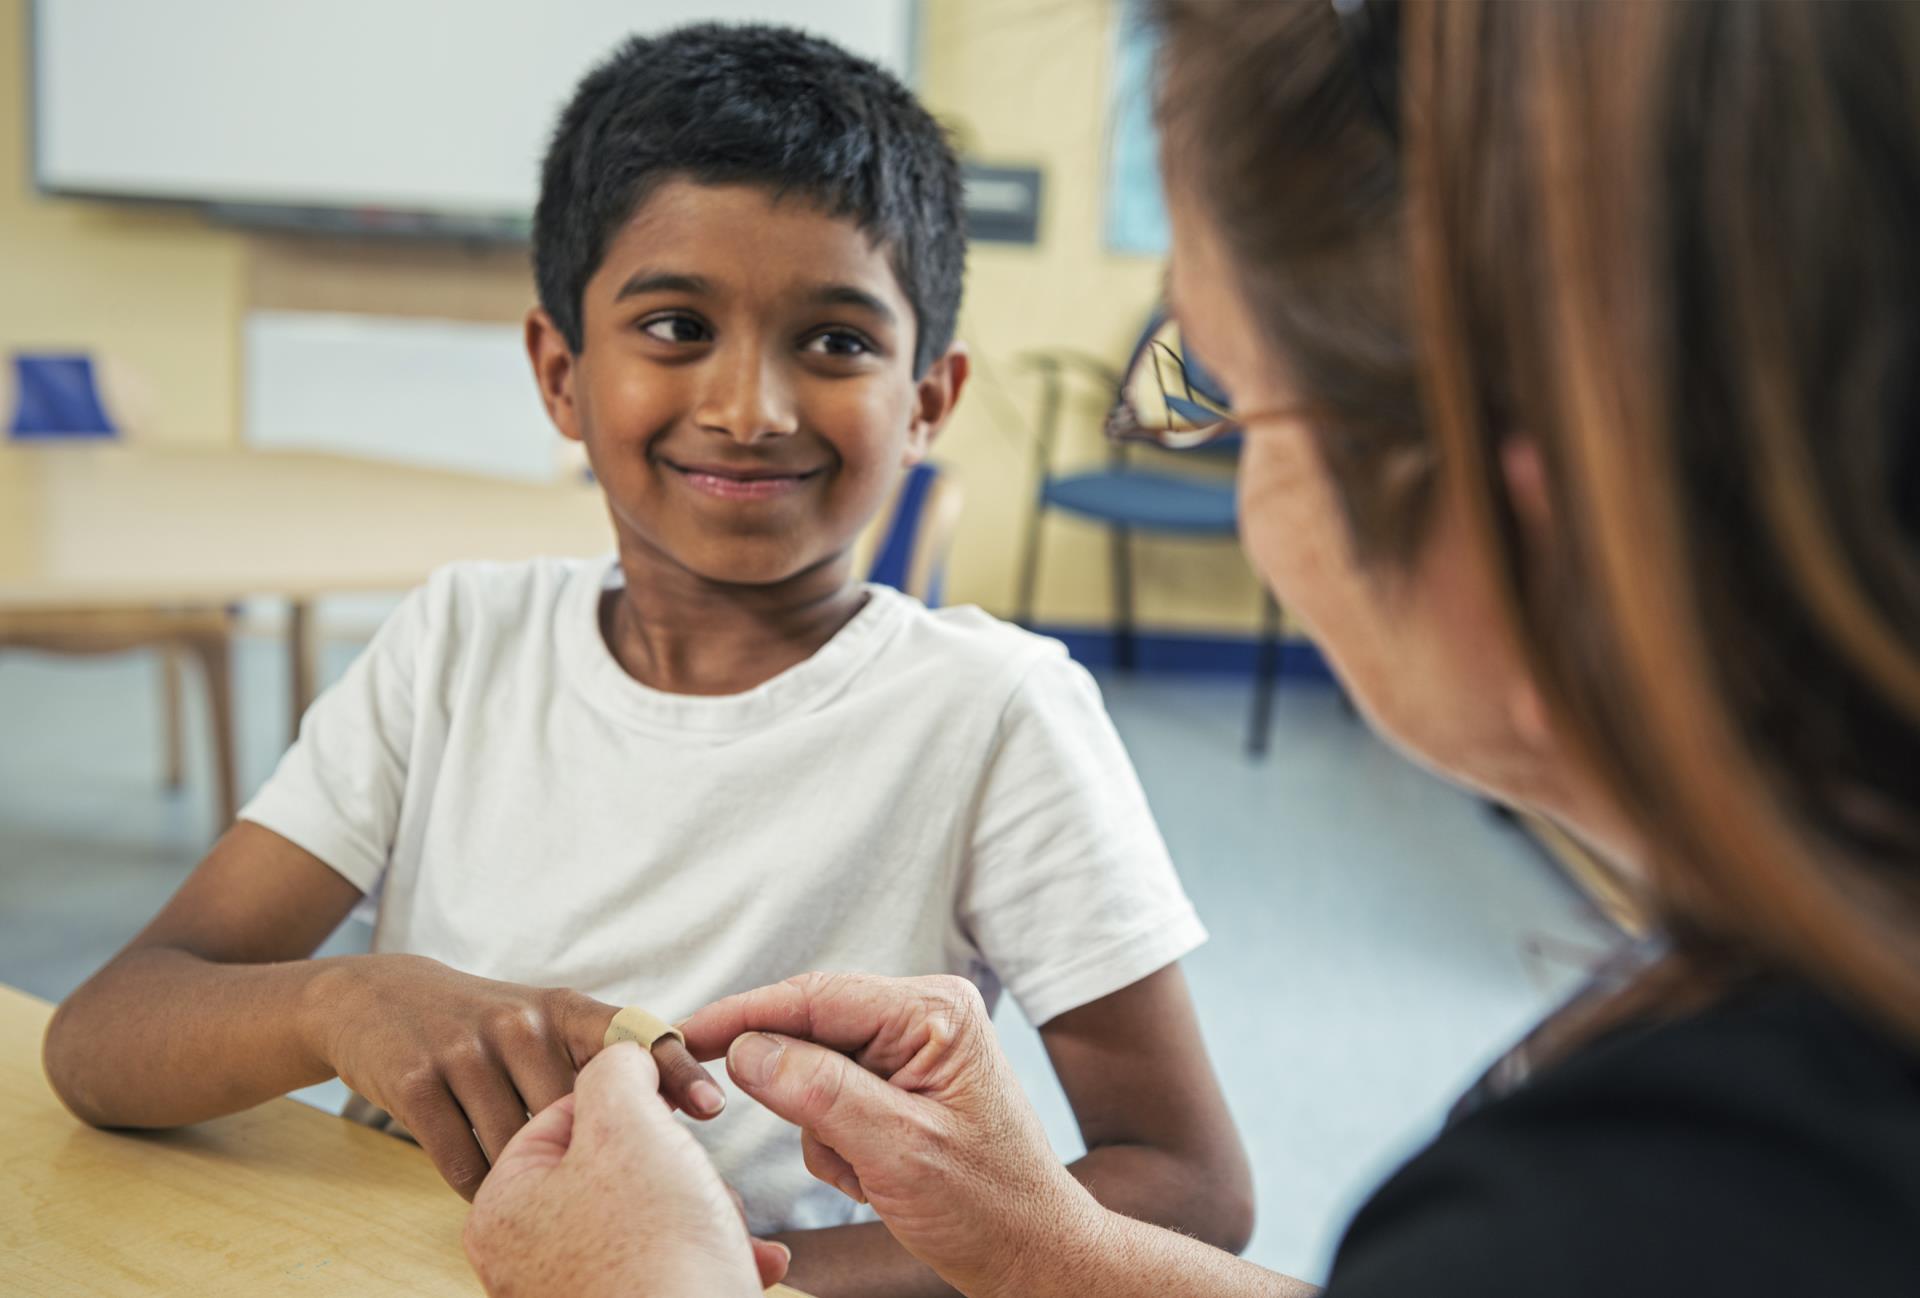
[606,1008,723,1117]
[603,1006,687,1052]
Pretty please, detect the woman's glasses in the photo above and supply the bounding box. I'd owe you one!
[1105,315,1300,451]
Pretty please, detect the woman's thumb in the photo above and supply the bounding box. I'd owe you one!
[726,1032,908,1160]
[569,1042,675,1150]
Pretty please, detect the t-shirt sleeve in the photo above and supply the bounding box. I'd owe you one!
[237,585,430,894]
[958,648,1206,1027]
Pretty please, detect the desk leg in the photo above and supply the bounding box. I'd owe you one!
[187,628,239,831]
[288,599,315,743]
[160,649,186,791]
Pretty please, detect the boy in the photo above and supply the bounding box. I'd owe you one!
[43,24,1251,1296]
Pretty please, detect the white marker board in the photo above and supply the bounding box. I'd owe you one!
[32,0,916,218]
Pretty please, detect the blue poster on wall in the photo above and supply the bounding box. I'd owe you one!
[1104,0,1170,255]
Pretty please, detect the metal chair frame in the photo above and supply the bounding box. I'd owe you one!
[1012,347,1283,755]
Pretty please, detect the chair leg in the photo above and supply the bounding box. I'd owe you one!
[288,598,316,745]
[187,628,240,832]
[1014,500,1046,629]
[1111,526,1136,671]
[160,648,186,791]
[1248,591,1283,756]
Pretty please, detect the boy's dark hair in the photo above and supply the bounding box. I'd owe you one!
[535,23,966,376]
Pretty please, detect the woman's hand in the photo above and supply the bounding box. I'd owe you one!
[308,954,726,1199]
[681,972,1113,1298]
[464,1042,783,1297]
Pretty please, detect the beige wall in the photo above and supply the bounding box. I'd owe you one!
[0,0,1270,633]
[918,0,1267,632]
[0,0,248,449]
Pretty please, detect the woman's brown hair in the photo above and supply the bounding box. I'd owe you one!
[1152,0,1431,564]
[1162,0,1920,1036]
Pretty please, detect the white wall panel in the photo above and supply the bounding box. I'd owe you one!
[244,310,573,481]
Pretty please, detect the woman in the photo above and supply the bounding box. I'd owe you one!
[463,1,1920,1293]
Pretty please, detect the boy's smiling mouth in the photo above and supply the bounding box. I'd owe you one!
[658,456,826,502]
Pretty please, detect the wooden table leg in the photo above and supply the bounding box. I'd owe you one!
[160,648,186,791]
[288,598,315,744]
[187,627,239,831]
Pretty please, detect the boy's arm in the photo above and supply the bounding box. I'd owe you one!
[43,822,364,1126]
[767,964,1253,1298]
[42,821,722,1200]
[1042,962,1254,1246]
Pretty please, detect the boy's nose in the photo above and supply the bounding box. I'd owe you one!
[692,345,799,444]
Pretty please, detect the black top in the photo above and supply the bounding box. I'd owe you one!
[1324,977,1920,1296]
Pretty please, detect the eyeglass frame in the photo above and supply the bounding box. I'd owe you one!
[1104,332,1308,452]
[1107,0,1400,452]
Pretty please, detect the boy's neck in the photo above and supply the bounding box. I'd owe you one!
[600,541,870,697]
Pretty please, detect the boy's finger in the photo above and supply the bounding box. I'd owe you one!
[505,1034,578,1119]
[449,1065,533,1165]
[398,1081,493,1201]
[652,1036,727,1119]
[560,992,626,1068]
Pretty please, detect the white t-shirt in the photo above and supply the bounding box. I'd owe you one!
[241,557,1205,1232]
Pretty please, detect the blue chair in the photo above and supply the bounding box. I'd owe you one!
[1014,319,1283,755]
[6,353,120,440]
[867,460,963,607]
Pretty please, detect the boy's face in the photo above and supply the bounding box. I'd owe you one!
[527,180,966,589]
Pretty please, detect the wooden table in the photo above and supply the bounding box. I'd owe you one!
[0,985,811,1296]
[0,443,612,675]
[0,983,482,1294]
[0,445,612,825]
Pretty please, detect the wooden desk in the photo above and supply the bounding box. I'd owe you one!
[0,445,611,824]
[0,983,480,1295]
[0,444,609,616]
[0,985,811,1296]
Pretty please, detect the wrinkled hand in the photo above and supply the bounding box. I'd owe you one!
[681,972,1106,1297]
[312,954,726,1199]
[464,1043,783,1297]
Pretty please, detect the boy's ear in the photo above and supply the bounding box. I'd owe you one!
[904,341,970,465]
[526,307,583,443]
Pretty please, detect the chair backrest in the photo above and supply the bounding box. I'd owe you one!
[6,353,121,441]
[867,460,963,607]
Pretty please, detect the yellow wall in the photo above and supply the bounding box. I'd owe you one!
[919,0,1267,631]
[0,0,1269,633]
[0,0,248,449]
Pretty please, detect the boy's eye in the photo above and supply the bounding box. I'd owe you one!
[803,329,874,358]
[640,314,711,345]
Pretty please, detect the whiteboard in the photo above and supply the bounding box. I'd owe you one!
[243,311,570,482]
[32,0,916,218]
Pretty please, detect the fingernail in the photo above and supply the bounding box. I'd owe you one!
[773,1242,793,1265]
[689,1079,727,1116]
[728,1032,785,1087]
[835,1174,866,1204]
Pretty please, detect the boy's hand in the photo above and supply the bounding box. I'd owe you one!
[308,953,726,1199]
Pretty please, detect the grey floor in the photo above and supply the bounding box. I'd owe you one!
[0,634,1616,1285]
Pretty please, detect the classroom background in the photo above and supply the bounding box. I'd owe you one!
[0,0,1620,1284]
